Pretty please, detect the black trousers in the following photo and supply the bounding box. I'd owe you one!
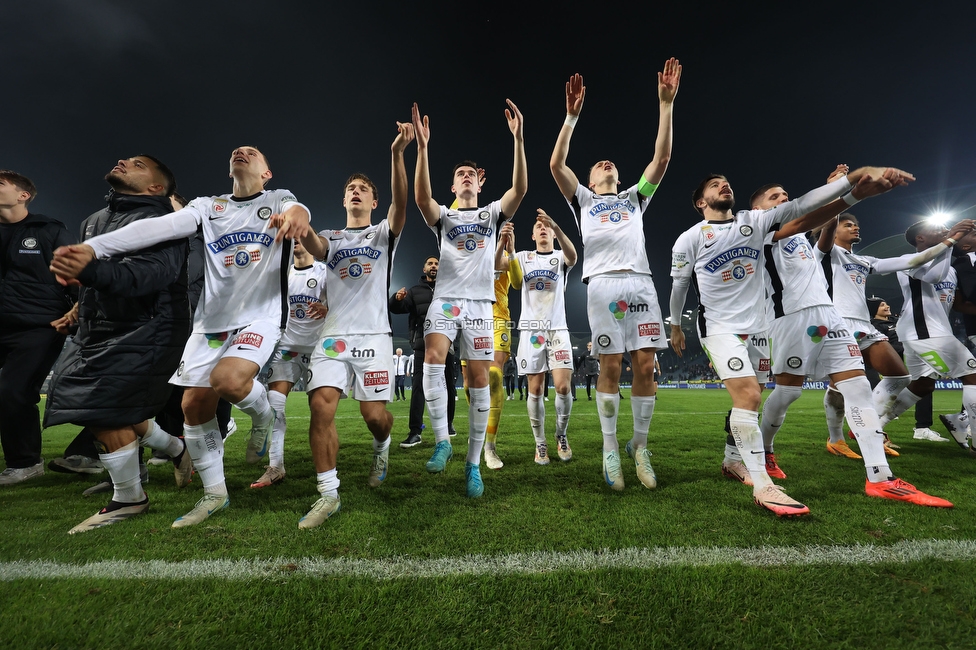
[0,326,66,467]
[395,375,406,400]
[409,351,457,434]
[504,374,516,396]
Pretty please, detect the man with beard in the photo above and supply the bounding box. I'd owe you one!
[45,155,194,533]
[390,255,458,447]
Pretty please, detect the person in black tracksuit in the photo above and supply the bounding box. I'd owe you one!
[0,171,75,483]
[389,255,457,447]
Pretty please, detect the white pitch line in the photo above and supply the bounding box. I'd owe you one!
[2,539,974,581]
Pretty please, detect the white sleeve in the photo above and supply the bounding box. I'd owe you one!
[906,246,954,283]
[86,205,203,258]
[670,231,694,280]
[669,276,691,326]
[763,176,853,228]
[870,244,952,275]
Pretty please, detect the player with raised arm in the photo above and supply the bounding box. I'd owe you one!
[748,176,954,508]
[294,122,413,529]
[549,59,680,491]
[817,211,971,454]
[514,210,577,464]
[251,238,328,490]
[51,146,311,527]
[669,165,914,516]
[412,98,527,498]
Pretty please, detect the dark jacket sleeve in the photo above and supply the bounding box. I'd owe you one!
[77,239,188,298]
[389,290,414,314]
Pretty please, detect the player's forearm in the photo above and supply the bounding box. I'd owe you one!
[873,242,953,274]
[913,247,954,283]
[550,124,578,199]
[300,232,327,260]
[791,176,853,218]
[501,138,528,216]
[508,255,523,290]
[642,101,674,186]
[553,227,577,266]
[817,217,839,253]
[669,276,690,326]
[414,147,439,225]
[87,209,198,258]
[389,149,409,233]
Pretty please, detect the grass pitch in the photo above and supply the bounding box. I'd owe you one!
[1,389,974,648]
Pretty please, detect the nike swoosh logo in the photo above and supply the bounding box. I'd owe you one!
[374,388,386,393]
[329,236,343,241]
[750,450,764,454]
[484,350,493,355]
[649,337,661,342]
[477,408,489,412]
[237,346,250,351]
[209,215,222,220]
[703,241,717,248]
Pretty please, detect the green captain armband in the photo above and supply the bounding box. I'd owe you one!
[637,176,659,197]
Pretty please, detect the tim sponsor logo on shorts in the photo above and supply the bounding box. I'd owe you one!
[806,325,849,343]
[233,332,264,348]
[364,371,389,387]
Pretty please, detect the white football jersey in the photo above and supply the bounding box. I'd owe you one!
[515,249,572,329]
[86,188,306,333]
[764,233,831,320]
[320,219,398,336]
[280,261,329,348]
[569,183,651,281]
[430,200,506,302]
[896,256,957,341]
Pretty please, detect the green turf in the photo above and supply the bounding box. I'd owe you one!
[2,390,974,648]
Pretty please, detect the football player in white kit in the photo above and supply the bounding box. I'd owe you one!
[749,179,953,508]
[514,209,577,465]
[549,59,680,491]
[252,239,328,490]
[51,146,311,527]
[669,166,915,516]
[817,212,972,455]
[889,220,976,448]
[411,99,527,498]
[295,123,413,529]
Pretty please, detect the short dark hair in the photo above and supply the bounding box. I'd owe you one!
[692,174,727,215]
[423,255,438,266]
[136,154,177,197]
[0,170,38,205]
[838,213,859,226]
[749,183,784,209]
[452,160,479,176]
[344,173,379,203]
[904,220,931,246]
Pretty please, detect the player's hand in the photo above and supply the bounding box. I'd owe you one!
[499,222,515,249]
[849,173,893,201]
[669,325,686,357]
[477,168,486,189]
[949,220,976,241]
[307,302,328,320]
[51,303,79,335]
[411,103,430,148]
[50,244,95,284]
[658,57,681,104]
[565,73,585,116]
[273,208,311,243]
[392,121,415,153]
[827,164,849,183]
[535,208,557,231]
[395,287,407,300]
[505,99,524,140]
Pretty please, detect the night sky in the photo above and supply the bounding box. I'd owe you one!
[6,2,976,339]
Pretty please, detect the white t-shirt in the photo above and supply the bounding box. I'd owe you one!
[86,189,307,333]
[320,219,398,336]
[279,261,329,348]
[764,233,831,320]
[430,199,506,302]
[569,183,651,281]
[515,249,572,329]
[896,253,957,341]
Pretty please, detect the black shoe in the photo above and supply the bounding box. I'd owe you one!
[448,428,458,438]
[399,432,423,448]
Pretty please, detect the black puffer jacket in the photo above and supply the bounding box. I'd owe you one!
[389,275,435,351]
[44,192,191,428]
[0,213,75,329]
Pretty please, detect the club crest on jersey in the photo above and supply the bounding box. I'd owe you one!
[526,269,557,291]
[728,358,744,371]
[458,235,486,252]
[257,207,272,220]
[307,278,317,288]
[213,198,227,213]
[739,225,753,236]
[479,211,490,221]
[597,334,611,347]
[290,295,319,319]
[721,260,754,282]
[225,247,261,268]
[588,199,635,222]
[21,237,37,249]
[600,210,629,224]
[338,258,372,280]
[787,356,802,369]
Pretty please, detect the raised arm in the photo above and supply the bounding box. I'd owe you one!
[872,221,975,274]
[536,208,577,268]
[299,229,328,261]
[640,57,681,188]
[816,216,840,253]
[495,221,512,273]
[550,74,584,200]
[388,120,415,236]
[500,99,527,218]
[412,103,440,226]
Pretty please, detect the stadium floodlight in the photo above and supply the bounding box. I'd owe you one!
[927,211,952,227]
